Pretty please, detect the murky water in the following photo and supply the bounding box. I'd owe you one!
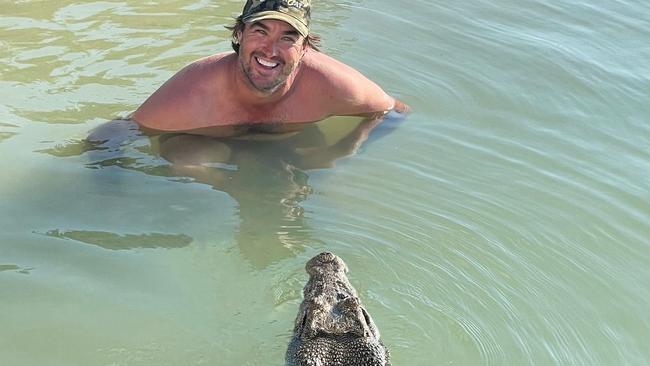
[2,1,650,365]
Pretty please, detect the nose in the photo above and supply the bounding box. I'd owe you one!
[260,38,279,57]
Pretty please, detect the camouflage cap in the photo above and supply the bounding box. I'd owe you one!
[240,0,311,37]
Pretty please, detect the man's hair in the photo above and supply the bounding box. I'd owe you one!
[226,17,321,53]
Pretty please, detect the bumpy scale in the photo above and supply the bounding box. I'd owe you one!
[286,252,390,366]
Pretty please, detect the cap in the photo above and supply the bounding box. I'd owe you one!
[240,0,311,37]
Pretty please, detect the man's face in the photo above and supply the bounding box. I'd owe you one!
[237,19,306,94]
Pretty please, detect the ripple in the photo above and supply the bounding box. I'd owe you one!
[0,131,17,143]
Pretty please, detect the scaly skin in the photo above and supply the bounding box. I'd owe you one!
[286,252,390,366]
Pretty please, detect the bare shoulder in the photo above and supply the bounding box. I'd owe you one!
[132,52,235,131]
[301,50,394,116]
[190,52,234,71]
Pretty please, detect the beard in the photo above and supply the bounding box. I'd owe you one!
[239,52,300,94]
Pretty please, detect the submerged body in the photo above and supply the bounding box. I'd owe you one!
[287,252,390,366]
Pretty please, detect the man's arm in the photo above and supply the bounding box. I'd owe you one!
[131,53,231,133]
[131,63,206,133]
[290,108,409,169]
[307,52,411,117]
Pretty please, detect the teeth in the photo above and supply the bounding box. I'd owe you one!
[256,57,278,68]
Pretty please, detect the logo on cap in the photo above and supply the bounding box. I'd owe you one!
[241,0,311,37]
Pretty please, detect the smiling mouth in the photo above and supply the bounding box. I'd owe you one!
[255,56,279,68]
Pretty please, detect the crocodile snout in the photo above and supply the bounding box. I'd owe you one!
[306,252,348,276]
[316,252,337,263]
[287,252,389,366]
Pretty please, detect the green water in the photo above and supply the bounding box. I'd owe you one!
[2,1,650,365]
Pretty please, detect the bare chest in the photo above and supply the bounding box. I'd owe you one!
[211,93,324,126]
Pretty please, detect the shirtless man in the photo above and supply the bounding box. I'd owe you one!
[131,0,409,138]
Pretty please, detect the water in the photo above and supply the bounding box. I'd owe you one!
[1,0,650,365]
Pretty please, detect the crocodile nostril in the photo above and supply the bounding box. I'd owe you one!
[318,252,336,263]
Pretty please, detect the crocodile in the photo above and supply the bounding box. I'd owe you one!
[286,252,390,366]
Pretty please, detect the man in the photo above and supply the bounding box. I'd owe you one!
[131,0,409,138]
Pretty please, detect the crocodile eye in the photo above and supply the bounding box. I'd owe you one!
[300,312,306,328]
[296,310,308,337]
[361,308,372,326]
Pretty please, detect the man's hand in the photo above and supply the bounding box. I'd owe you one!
[393,99,411,114]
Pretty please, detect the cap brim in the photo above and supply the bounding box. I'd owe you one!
[243,11,309,37]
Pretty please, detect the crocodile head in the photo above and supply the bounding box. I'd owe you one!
[286,252,390,366]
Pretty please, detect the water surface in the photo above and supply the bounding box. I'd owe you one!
[1,0,650,365]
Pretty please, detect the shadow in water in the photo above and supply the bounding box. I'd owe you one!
[44,229,193,250]
[0,264,33,275]
[41,114,405,268]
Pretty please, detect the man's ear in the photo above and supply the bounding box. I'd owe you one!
[234,29,243,44]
